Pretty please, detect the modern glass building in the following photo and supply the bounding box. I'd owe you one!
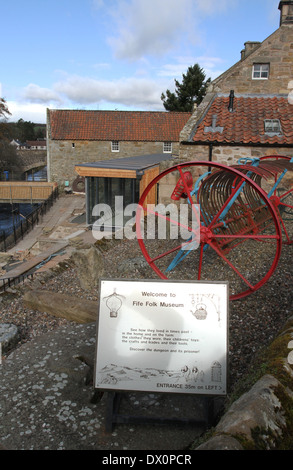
[75,154,172,227]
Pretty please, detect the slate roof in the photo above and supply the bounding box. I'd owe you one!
[76,153,172,171]
[48,109,191,142]
[188,94,293,146]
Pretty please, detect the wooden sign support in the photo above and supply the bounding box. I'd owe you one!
[94,279,229,432]
[105,391,216,433]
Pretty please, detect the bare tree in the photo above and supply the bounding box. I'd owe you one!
[0,98,19,178]
[0,98,11,121]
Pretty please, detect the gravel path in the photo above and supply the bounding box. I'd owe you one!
[0,234,292,392]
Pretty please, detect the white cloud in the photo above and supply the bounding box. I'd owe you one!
[158,56,225,81]
[102,0,237,62]
[7,101,48,123]
[23,84,62,104]
[54,75,165,109]
[106,0,194,61]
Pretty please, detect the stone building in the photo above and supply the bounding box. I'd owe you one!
[46,109,191,189]
[180,0,293,164]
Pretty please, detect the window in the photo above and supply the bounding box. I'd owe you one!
[111,141,120,152]
[88,176,140,225]
[163,142,172,153]
[264,119,282,135]
[252,63,269,79]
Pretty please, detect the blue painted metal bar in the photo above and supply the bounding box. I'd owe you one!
[267,157,293,199]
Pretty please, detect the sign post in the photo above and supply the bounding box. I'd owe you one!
[95,279,228,430]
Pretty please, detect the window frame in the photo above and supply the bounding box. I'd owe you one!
[111,141,120,152]
[163,141,172,153]
[264,119,282,135]
[252,63,270,80]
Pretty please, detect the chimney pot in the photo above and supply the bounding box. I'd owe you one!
[278,1,293,25]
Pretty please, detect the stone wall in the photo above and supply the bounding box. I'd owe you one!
[211,25,293,95]
[179,143,293,166]
[194,315,293,450]
[47,140,180,188]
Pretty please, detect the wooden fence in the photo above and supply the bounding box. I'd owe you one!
[0,182,58,203]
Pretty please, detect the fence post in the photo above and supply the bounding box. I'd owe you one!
[2,230,6,252]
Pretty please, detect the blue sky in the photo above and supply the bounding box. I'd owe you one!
[1,0,281,123]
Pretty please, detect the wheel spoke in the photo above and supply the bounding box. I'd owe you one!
[197,243,204,280]
[280,188,293,200]
[279,202,293,209]
[208,241,254,290]
[213,234,280,240]
[148,240,192,264]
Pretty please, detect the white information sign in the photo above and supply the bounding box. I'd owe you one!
[95,279,228,396]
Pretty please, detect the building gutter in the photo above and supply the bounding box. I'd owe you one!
[181,140,293,148]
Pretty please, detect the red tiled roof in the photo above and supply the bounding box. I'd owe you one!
[191,95,293,145]
[48,109,191,141]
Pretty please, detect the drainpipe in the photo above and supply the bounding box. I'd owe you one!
[85,177,91,225]
[208,143,213,172]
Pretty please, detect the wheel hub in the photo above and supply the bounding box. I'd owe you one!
[200,225,214,244]
[270,195,280,207]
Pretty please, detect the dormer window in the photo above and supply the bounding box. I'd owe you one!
[264,119,282,135]
[252,63,270,79]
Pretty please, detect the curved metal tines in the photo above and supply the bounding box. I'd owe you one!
[233,160,293,180]
[198,169,272,243]
[258,158,293,173]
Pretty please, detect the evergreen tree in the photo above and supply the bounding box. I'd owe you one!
[161,64,211,112]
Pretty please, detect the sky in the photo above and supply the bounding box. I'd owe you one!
[1,0,281,124]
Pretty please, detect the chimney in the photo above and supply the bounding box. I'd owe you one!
[228,90,235,113]
[241,41,261,60]
[279,1,293,25]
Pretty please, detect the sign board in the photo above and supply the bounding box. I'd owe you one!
[95,279,228,396]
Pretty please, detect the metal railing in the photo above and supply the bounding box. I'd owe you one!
[0,187,59,252]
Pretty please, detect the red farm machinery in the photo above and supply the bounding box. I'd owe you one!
[136,156,293,301]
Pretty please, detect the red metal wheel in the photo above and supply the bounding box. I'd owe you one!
[136,161,282,301]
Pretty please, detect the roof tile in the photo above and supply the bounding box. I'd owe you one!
[191,95,293,145]
[48,109,191,142]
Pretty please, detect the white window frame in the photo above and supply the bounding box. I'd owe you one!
[252,63,269,80]
[264,119,282,135]
[111,141,120,152]
[163,141,172,153]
